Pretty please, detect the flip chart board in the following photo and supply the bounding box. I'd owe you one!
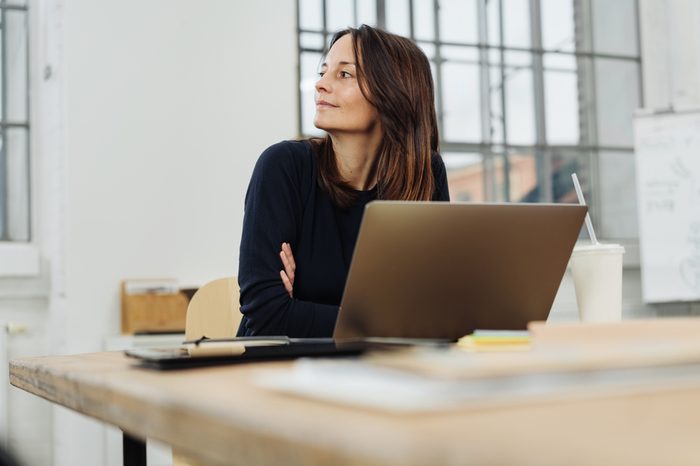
[634,110,700,302]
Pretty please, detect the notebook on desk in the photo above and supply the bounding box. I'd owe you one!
[126,201,586,368]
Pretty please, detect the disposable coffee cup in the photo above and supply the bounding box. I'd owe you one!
[569,243,625,323]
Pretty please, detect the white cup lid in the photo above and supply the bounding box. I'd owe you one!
[572,243,625,255]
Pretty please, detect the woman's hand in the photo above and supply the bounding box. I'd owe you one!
[279,242,296,297]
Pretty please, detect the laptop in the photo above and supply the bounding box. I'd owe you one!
[127,201,586,368]
[333,201,587,340]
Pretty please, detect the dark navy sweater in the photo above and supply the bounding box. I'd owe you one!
[237,140,450,337]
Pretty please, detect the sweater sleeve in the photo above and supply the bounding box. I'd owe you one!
[432,153,451,201]
[237,142,338,338]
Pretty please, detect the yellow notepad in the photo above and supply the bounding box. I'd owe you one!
[457,330,531,352]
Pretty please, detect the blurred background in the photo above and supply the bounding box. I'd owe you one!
[0,0,699,465]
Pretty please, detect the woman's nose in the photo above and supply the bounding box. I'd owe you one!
[315,73,330,93]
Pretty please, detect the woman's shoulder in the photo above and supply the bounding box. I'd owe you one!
[430,151,447,172]
[257,139,315,170]
[430,151,450,201]
[250,140,317,192]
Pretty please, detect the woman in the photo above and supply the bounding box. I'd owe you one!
[237,25,450,337]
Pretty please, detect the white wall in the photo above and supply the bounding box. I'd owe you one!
[639,0,700,110]
[61,0,297,354]
[4,1,298,465]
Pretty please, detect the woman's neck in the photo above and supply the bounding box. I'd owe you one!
[329,128,382,191]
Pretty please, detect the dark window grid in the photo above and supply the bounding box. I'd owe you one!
[298,32,641,63]
[495,0,510,198]
[0,3,27,11]
[296,0,640,212]
[0,2,31,241]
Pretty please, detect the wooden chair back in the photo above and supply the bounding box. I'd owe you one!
[185,277,240,341]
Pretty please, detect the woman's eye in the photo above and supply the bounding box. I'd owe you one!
[318,71,325,77]
[340,71,352,78]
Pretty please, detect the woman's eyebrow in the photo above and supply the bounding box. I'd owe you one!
[320,61,357,68]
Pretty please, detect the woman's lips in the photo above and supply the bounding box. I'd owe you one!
[316,100,338,108]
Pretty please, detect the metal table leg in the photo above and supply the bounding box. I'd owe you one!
[122,432,146,466]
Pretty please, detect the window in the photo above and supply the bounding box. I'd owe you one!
[296,0,642,240]
[0,1,30,242]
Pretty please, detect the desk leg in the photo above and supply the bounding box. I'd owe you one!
[122,432,147,466]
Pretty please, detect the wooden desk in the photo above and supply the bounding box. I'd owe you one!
[9,350,700,466]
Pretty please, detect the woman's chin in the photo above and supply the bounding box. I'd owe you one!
[313,120,331,133]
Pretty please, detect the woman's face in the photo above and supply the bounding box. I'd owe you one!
[314,34,380,136]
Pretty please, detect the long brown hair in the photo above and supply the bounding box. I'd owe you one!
[312,25,439,209]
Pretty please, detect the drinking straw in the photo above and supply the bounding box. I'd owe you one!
[571,173,599,244]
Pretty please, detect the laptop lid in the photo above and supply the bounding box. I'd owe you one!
[334,202,587,341]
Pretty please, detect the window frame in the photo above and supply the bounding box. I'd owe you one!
[0,0,31,244]
[0,0,40,280]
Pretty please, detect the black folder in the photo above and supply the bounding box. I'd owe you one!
[125,337,373,370]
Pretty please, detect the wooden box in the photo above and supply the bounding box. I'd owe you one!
[120,279,191,334]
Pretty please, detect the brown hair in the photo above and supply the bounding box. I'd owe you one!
[312,25,439,209]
